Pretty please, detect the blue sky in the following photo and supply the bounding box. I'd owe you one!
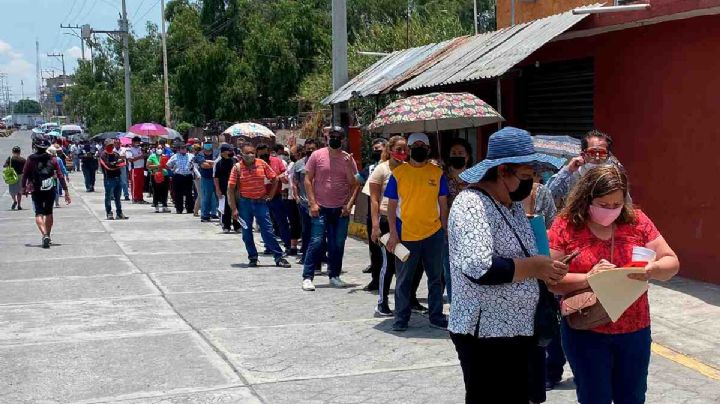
[0,0,162,101]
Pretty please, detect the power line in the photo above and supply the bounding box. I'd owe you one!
[136,0,161,26]
[133,0,149,20]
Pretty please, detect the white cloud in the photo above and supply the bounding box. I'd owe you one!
[0,39,37,100]
[66,46,91,60]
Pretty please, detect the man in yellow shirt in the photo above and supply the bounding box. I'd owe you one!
[385,133,449,332]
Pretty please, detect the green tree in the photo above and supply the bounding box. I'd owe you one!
[14,99,41,114]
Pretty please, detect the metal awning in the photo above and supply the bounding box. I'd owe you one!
[321,38,462,105]
[322,6,599,105]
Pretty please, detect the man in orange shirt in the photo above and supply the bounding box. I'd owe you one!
[228,143,291,268]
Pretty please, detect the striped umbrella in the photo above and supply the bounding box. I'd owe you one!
[223,122,275,139]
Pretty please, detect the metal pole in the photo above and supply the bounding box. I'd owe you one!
[121,0,132,130]
[511,0,515,26]
[473,0,478,35]
[36,39,41,101]
[160,0,171,127]
[406,1,410,47]
[331,0,348,127]
[496,78,502,130]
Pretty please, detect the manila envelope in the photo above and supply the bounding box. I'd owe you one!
[587,268,648,322]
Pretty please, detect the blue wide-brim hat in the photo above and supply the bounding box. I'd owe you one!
[460,127,565,183]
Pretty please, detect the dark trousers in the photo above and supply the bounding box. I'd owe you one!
[451,333,533,404]
[562,322,651,404]
[267,196,291,249]
[367,214,383,283]
[103,176,123,215]
[221,192,241,231]
[172,174,194,213]
[152,178,169,207]
[285,199,302,240]
[376,215,423,307]
[546,323,567,383]
[394,229,445,326]
[82,162,96,191]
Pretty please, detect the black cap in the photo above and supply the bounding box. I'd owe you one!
[132,136,141,142]
[220,143,232,152]
[34,138,51,149]
[12,146,20,153]
[329,126,344,135]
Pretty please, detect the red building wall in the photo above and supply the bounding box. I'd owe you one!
[520,15,720,283]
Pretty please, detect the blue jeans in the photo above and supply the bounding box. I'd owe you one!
[562,321,651,404]
[104,176,123,215]
[72,156,80,172]
[120,166,129,198]
[394,229,445,326]
[238,197,283,261]
[267,196,291,249]
[302,206,349,280]
[200,177,217,218]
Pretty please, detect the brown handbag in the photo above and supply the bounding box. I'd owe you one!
[560,231,614,330]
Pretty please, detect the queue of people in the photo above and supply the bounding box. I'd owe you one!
[4,125,679,404]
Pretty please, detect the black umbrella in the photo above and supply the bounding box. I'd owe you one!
[92,131,123,141]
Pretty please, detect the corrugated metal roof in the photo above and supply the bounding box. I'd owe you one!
[322,6,599,104]
[321,39,459,105]
[398,8,593,91]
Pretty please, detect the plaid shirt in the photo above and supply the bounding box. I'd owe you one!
[167,153,194,175]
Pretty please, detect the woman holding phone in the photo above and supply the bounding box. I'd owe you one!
[548,165,679,404]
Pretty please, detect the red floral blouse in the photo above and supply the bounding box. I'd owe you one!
[548,210,661,334]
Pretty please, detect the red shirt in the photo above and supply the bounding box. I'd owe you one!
[548,210,660,334]
[228,160,276,199]
[265,156,286,194]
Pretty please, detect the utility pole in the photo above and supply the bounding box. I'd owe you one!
[121,0,132,130]
[47,53,66,78]
[36,39,41,101]
[331,0,348,128]
[160,0,171,127]
[473,0,479,35]
[60,24,85,59]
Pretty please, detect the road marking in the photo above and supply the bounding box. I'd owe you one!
[652,342,720,380]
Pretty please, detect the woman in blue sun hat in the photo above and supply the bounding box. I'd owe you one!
[447,126,568,403]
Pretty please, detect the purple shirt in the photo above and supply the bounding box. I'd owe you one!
[305,147,358,208]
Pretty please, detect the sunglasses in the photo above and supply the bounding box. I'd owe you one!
[583,148,609,160]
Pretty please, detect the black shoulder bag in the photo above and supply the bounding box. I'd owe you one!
[480,189,559,348]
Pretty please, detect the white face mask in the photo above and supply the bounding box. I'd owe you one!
[155,149,162,155]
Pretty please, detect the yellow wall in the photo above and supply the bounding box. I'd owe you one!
[496,0,609,28]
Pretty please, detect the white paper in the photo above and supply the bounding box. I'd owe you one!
[379,233,410,262]
[218,196,225,212]
[588,268,649,322]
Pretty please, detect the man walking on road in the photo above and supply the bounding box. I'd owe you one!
[21,138,71,248]
[228,143,291,268]
[258,143,292,252]
[385,133,449,332]
[301,127,359,291]
[193,141,218,222]
[4,146,26,210]
[114,138,130,201]
[79,142,98,192]
[128,136,147,204]
[166,141,195,214]
[100,139,129,220]
[214,143,241,232]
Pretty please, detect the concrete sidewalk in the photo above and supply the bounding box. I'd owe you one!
[0,131,718,403]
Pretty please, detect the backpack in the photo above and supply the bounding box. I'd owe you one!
[3,165,18,185]
[33,155,57,191]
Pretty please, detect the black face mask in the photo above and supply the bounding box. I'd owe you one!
[371,151,382,163]
[259,154,270,162]
[305,150,314,157]
[410,147,428,163]
[449,156,466,169]
[328,137,342,149]
[508,177,534,202]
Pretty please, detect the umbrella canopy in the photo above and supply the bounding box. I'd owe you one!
[119,137,132,146]
[368,92,504,134]
[223,122,275,139]
[165,128,183,141]
[120,132,151,143]
[92,131,123,141]
[532,135,581,159]
[128,123,168,137]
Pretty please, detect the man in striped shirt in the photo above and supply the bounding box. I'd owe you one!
[228,143,291,268]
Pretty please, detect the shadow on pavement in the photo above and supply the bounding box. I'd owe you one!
[655,277,720,307]
[372,317,451,340]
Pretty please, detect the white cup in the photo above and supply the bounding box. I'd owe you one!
[632,246,656,264]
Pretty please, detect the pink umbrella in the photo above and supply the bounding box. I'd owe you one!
[128,123,168,137]
[119,137,132,146]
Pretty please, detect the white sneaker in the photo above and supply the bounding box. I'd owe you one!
[155,206,160,213]
[329,277,348,288]
[302,279,315,291]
